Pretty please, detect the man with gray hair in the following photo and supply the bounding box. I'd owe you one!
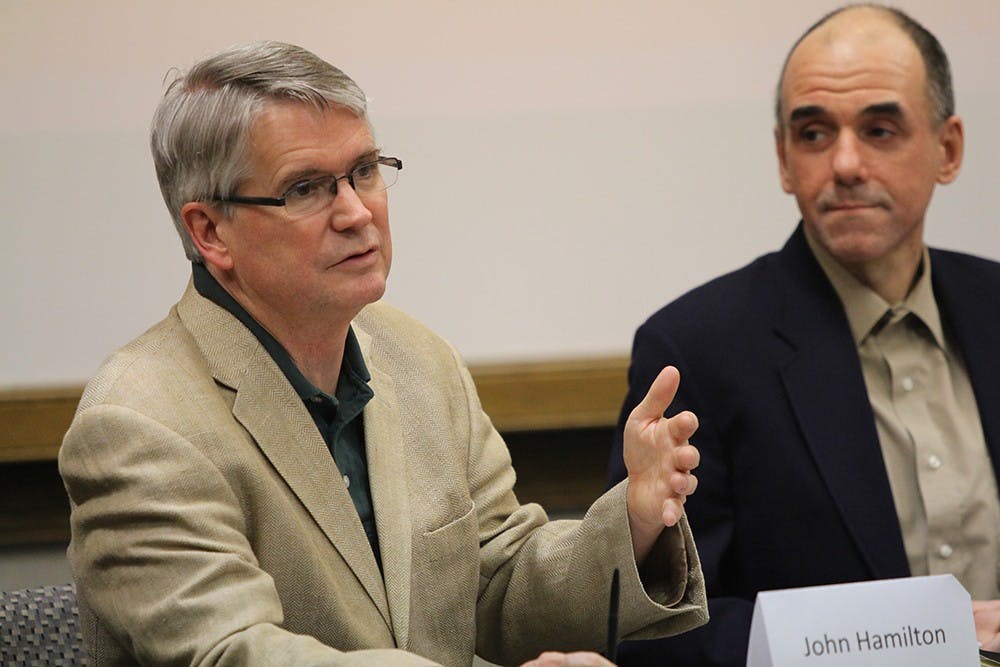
[60,41,707,666]
[607,4,1000,665]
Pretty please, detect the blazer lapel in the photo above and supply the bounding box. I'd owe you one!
[355,323,414,650]
[931,250,1000,489]
[176,285,391,625]
[774,229,910,580]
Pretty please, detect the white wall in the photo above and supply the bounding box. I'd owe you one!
[2,0,998,388]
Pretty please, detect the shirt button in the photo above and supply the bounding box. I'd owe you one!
[938,543,953,559]
[901,377,915,392]
[927,454,942,470]
[343,474,351,489]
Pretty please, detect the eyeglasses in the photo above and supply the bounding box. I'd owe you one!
[218,156,402,219]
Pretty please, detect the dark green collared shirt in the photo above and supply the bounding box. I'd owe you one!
[192,263,380,565]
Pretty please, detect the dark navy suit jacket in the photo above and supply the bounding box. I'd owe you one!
[607,225,1000,666]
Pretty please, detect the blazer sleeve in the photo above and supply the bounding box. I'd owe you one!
[441,343,708,666]
[60,404,441,667]
[607,321,754,667]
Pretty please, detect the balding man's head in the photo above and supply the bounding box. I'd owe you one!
[775,4,953,130]
[771,3,965,301]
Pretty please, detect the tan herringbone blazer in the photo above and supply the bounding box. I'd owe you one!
[59,284,706,666]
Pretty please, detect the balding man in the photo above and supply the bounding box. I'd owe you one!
[607,4,1000,665]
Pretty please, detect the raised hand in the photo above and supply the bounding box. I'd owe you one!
[621,366,700,563]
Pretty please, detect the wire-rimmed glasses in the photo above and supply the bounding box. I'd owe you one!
[218,156,402,219]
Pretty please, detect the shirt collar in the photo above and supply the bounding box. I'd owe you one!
[803,228,945,348]
[191,262,372,405]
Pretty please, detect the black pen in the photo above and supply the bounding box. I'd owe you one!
[606,568,620,661]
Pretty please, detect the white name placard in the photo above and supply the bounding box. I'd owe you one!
[746,574,978,666]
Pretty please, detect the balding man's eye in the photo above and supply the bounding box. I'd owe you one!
[866,125,896,140]
[797,126,827,144]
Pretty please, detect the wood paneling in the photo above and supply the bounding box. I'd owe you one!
[469,356,629,432]
[0,387,83,463]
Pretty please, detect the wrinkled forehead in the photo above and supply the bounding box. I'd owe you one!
[247,99,374,155]
[780,11,927,116]
[243,100,377,179]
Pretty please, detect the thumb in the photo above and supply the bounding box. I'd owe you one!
[628,366,680,427]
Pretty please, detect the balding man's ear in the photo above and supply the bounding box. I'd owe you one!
[936,115,964,185]
[181,202,234,271]
[775,125,794,194]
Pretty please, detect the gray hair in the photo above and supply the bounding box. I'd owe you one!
[150,41,369,261]
[774,4,954,130]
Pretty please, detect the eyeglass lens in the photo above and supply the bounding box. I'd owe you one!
[285,161,399,218]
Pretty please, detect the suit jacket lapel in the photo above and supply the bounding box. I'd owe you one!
[774,228,910,580]
[931,250,1000,489]
[355,323,414,650]
[176,284,391,624]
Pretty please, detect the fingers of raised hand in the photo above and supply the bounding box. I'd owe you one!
[670,468,699,496]
[672,441,700,473]
[659,445,700,527]
[660,496,684,527]
[666,410,699,443]
[660,467,698,527]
